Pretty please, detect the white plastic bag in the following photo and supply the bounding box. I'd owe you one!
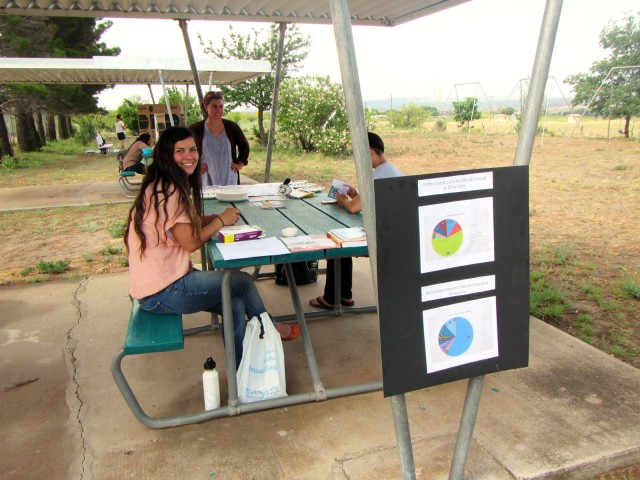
[237,312,287,403]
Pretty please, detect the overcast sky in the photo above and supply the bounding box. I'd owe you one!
[97,0,639,110]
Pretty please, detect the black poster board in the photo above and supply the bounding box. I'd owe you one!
[375,166,529,397]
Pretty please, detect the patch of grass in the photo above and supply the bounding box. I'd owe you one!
[601,301,621,313]
[602,332,637,361]
[36,259,71,274]
[81,253,94,262]
[530,270,569,320]
[537,243,575,267]
[575,313,596,344]
[19,266,34,276]
[28,277,47,283]
[581,283,603,302]
[106,220,126,238]
[100,244,123,255]
[79,222,100,233]
[553,244,575,265]
[0,156,19,171]
[614,164,630,170]
[619,279,640,300]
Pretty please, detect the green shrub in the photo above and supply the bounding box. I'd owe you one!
[74,117,97,145]
[107,220,126,238]
[100,244,122,255]
[19,266,34,276]
[433,118,447,132]
[620,279,640,300]
[0,155,19,171]
[37,259,71,274]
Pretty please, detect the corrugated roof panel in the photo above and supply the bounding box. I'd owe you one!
[0,0,472,26]
[0,56,271,85]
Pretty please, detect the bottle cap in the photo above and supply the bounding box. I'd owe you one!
[204,357,216,370]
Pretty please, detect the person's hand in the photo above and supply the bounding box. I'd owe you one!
[336,192,349,207]
[200,163,209,174]
[231,162,244,172]
[218,207,241,227]
[346,185,358,198]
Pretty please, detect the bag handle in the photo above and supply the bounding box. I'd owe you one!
[258,316,265,339]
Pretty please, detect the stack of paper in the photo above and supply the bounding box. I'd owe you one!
[327,226,367,247]
[280,235,340,252]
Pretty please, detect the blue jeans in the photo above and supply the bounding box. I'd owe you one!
[138,269,266,366]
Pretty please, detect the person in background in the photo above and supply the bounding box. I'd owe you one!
[124,127,298,366]
[309,132,403,310]
[189,91,249,187]
[115,114,127,150]
[122,133,152,175]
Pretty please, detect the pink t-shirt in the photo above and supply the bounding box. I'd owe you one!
[127,186,192,299]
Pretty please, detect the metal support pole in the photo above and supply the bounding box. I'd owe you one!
[177,19,205,116]
[330,3,414,478]
[264,22,287,183]
[391,394,416,480]
[184,83,189,125]
[514,0,564,166]
[449,375,485,480]
[158,70,174,127]
[329,0,378,299]
[147,84,156,104]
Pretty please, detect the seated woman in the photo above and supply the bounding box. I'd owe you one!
[124,127,298,367]
[122,133,152,174]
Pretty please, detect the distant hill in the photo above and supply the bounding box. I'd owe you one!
[364,96,575,113]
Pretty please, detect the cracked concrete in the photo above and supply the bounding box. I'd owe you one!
[2,263,640,479]
[68,279,89,480]
[1,279,82,479]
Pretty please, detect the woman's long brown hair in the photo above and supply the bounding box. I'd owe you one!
[123,127,204,257]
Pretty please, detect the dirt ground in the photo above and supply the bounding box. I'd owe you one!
[1,133,639,373]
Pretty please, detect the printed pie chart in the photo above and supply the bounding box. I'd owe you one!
[438,317,474,356]
[432,219,463,256]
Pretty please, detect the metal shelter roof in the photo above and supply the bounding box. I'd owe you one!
[0,0,471,26]
[0,56,271,86]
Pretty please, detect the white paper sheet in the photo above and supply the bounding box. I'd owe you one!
[215,236,290,260]
[422,296,499,373]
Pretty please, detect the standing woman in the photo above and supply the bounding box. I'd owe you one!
[115,114,127,150]
[189,91,249,187]
[124,127,297,366]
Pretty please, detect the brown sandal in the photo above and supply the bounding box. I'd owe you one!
[309,296,334,309]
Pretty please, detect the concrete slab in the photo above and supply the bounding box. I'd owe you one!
[0,280,83,479]
[1,258,640,479]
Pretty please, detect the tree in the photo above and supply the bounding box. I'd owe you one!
[116,96,147,135]
[389,103,432,128]
[564,14,640,138]
[452,97,481,128]
[200,24,311,145]
[499,106,516,115]
[277,75,351,155]
[159,86,201,126]
[0,16,119,152]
